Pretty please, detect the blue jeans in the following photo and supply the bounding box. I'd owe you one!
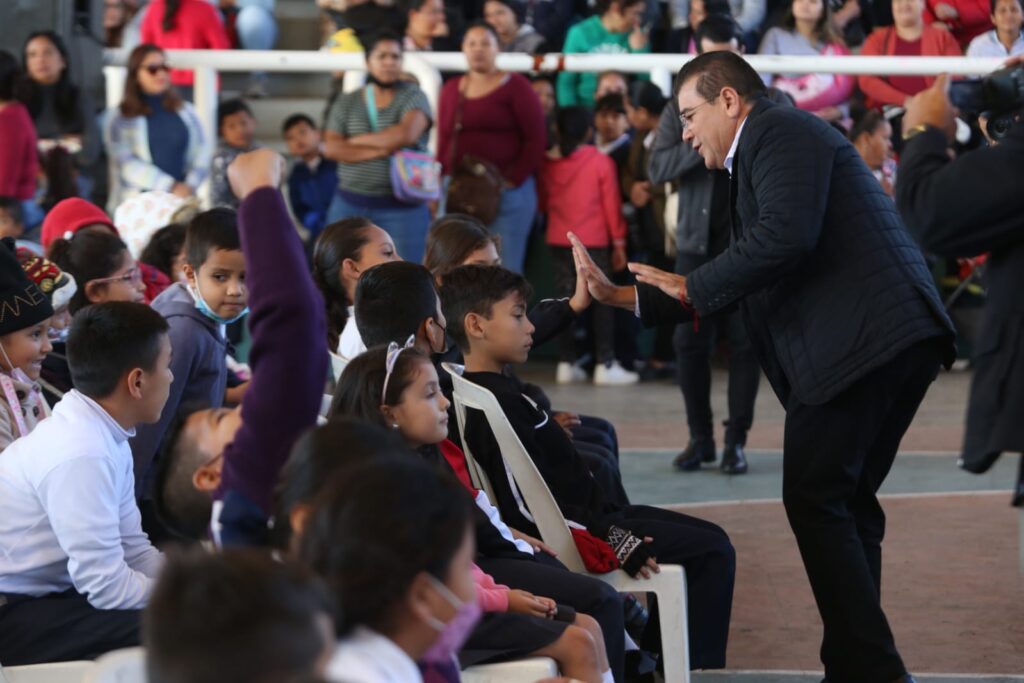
[488,176,536,274]
[327,192,431,264]
[235,5,277,50]
[20,200,45,232]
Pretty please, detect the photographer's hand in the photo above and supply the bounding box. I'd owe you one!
[902,73,956,141]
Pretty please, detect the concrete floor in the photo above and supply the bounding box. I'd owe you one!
[519,365,1024,680]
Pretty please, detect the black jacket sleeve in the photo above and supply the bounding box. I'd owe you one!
[687,118,835,316]
[896,125,1024,257]
[637,283,694,328]
[528,298,576,348]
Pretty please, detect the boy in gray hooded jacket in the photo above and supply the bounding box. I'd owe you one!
[130,208,248,523]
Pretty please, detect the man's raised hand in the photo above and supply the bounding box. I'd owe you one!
[628,262,689,303]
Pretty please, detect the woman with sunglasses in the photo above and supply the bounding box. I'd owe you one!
[104,44,212,213]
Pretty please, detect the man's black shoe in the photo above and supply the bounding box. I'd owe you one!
[720,443,749,475]
[672,438,715,471]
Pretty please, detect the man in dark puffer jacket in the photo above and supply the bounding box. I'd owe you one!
[571,51,956,683]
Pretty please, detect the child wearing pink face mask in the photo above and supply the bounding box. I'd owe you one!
[330,346,613,683]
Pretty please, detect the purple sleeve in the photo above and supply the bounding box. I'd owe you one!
[214,187,328,513]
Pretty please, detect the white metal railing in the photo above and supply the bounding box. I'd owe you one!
[101,49,1007,153]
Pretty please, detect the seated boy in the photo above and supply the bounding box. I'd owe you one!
[144,549,335,683]
[0,302,170,664]
[440,264,737,671]
[211,99,259,209]
[153,149,327,547]
[131,208,248,531]
[283,114,338,242]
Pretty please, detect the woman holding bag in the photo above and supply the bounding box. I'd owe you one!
[437,21,546,274]
[324,30,434,263]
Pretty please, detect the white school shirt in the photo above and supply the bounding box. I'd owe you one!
[0,390,163,609]
[338,307,367,363]
[326,627,422,683]
[965,30,1024,57]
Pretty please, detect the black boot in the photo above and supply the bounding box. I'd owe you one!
[673,438,716,471]
[721,443,749,475]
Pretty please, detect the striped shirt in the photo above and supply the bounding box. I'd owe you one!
[326,83,432,198]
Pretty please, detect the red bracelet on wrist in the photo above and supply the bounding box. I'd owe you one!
[680,288,699,332]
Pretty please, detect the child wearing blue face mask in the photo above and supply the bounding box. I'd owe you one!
[130,207,248,540]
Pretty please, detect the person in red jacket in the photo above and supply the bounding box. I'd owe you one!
[0,52,38,215]
[923,0,993,47]
[140,0,231,96]
[858,0,962,109]
[540,106,638,387]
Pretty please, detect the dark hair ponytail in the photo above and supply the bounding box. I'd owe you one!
[40,147,78,211]
[424,214,500,279]
[272,418,410,549]
[311,217,376,352]
[556,106,591,158]
[49,228,129,314]
[163,0,182,31]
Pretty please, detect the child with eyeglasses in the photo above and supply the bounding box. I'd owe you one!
[43,200,148,407]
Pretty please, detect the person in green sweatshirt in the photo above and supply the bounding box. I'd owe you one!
[557,0,651,108]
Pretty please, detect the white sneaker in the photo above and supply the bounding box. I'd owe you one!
[593,360,639,386]
[556,362,588,384]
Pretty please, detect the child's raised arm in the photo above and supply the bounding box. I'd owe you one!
[213,150,329,546]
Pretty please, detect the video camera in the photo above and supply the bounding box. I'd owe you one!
[949,64,1024,141]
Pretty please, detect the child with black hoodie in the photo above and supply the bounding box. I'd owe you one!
[440,264,737,672]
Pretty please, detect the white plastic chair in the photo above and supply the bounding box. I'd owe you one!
[0,661,95,683]
[443,363,691,683]
[462,657,558,683]
[81,647,145,683]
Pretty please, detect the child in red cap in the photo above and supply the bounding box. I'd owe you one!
[41,198,171,303]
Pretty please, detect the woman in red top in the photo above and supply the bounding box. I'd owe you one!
[859,0,962,109]
[140,0,231,96]
[923,0,993,47]
[437,21,546,275]
[0,52,38,209]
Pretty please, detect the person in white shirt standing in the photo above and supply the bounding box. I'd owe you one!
[965,0,1024,57]
[0,301,171,665]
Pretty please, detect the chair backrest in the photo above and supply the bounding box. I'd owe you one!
[81,647,146,683]
[442,363,587,573]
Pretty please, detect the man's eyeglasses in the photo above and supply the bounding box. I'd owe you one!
[678,97,718,131]
[90,267,142,287]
